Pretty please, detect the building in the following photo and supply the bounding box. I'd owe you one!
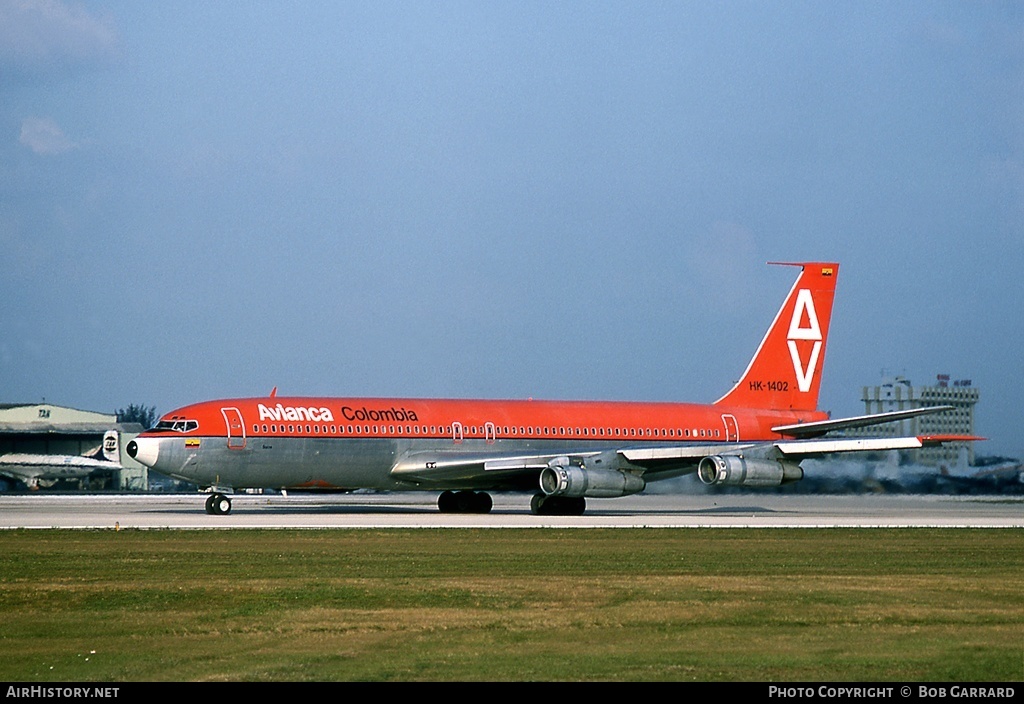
[0,403,146,490]
[859,375,979,466]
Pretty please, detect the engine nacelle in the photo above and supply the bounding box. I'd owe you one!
[539,465,646,498]
[697,455,803,487]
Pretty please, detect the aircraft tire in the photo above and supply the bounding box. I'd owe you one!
[454,490,475,512]
[438,490,492,514]
[437,490,457,513]
[530,494,586,516]
[566,496,586,516]
[208,493,231,516]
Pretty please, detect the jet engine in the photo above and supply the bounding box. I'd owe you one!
[697,455,803,487]
[539,464,646,498]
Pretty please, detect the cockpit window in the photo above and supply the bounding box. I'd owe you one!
[155,419,199,432]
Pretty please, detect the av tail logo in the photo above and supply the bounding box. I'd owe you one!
[787,289,822,393]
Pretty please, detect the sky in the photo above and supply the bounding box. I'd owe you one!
[1,1,1021,459]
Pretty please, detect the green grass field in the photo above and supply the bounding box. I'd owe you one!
[0,528,1021,682]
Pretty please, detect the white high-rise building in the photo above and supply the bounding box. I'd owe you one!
[860,375,979,466]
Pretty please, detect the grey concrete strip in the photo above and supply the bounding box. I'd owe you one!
[0,493,1021,529]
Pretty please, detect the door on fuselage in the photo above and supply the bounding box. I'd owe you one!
[221,407,246,449]
[721,414,739,442]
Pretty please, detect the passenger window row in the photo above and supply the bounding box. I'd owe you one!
[249,423,723,439]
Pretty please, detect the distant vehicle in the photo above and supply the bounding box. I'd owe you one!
[128,262,979,515]
[0,430,123,489]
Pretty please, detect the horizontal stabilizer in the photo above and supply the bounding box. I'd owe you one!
[772,405,956,438]
[918,434,986,445]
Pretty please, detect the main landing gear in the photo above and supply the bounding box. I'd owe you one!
[437,490,493,514]
[435,491,587,515]
[530,493,586,516]
[205,493,232,515]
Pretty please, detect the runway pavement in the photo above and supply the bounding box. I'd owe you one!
[0,491,1021,528]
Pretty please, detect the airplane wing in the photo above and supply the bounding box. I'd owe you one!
[391,409,981,490]
[619,433,982,470]
[772,434,983,458]
[613,431,978,491]
[386,433,980,498]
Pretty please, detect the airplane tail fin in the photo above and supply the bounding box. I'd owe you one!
[102,430,120,463]
[714,262,839,412]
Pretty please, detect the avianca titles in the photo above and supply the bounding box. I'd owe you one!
[127,262,979,516]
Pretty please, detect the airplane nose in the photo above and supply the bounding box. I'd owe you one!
[126,437,160,467]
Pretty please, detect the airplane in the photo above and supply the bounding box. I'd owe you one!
[126,261,980,516]
[0,430,123,489]
[936,461,1024,494]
